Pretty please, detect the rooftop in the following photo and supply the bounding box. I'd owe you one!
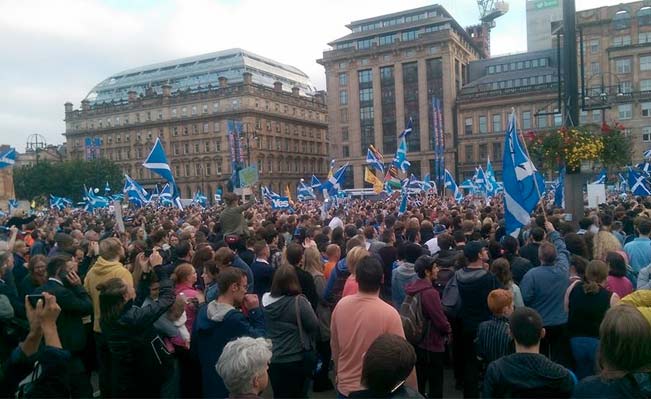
[84,48,316,105]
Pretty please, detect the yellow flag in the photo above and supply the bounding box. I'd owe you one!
[284,184,294,203]
[365,168,384,194]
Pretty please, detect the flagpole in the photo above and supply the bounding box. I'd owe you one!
[512,108,548,222]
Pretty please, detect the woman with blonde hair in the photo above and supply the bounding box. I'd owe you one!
[341,246,371,297]
[567,260,620,379]
[592,230,623,261]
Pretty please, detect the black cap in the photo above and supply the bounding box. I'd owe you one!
[464,240,487,260]
[414,254,438,275]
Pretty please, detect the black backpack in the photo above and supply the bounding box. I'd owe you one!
[400,288,432,345]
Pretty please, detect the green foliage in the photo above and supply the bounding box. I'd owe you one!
[13,159,123,202]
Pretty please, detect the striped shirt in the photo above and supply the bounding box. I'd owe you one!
[475,315,514,363]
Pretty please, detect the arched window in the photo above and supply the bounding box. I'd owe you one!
[613,9,631,30]
[638,6,651,26]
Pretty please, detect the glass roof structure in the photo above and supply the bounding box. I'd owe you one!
[84,48,316,105]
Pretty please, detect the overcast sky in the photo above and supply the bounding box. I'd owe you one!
[0,0,618,151]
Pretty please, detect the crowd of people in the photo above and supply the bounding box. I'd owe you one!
[0,190,650,398]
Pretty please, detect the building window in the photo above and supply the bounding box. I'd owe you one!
[612,35,632,47]
[339,73,347,86]
[214,122,221,132]
[643,127,651,142]
[379,33,397,46]
[465,145,474,162]
[173,145,179,155]
[204,141,210,152]
[612,9,631,30]
[522,111,532,129]
[171,109,177,118]
[203,123,209,133]
[580,110,588,124]
[641,56,651,71]
[492,142,502,161]
[615,58,632,73]
[590,62,600,75]
[401,30,417,41]
[357,39,372,49]
[639,6,651,26]
[592,110,602,123]
[342,127,349,141]
[191,106,197,116]
[479,116,487,133]
[537,114,548,128]
[618,104,633,120]
[621,81,632,94]
[589,38,600,53]
[183,143,189,154]
[640,32,651,44]
[342,145,350,157]
[554,109,562,127]
[643,102,651,117]
[181,107,187,117]
[492,114,502,133]
[479,144,488,160]
[641,79,651,92]
[202,104,208,114]
[464,118,473,135]
[339,90,348,105]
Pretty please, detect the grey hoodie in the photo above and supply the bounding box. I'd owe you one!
[207,301,236,321]
[262,293,319,363]
[391,262,418,309]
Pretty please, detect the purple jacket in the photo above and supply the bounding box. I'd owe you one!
[405,278,451,352]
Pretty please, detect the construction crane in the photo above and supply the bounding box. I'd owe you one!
[469,0,509,57]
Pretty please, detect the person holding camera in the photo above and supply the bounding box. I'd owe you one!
[34,255,93,397]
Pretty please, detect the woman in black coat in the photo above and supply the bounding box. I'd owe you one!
[98,261,176,398]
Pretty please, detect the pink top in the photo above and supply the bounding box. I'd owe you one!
[175,284,200,334]
[341,275,359,297]
[330,292,417,396]
[605,276,633,298]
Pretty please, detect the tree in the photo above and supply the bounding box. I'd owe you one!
[13,159,123,202]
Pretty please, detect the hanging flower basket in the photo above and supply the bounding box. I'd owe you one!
[524,122,632,174]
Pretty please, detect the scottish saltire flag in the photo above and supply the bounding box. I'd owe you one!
[474,167,487,194]
[502,112,545,236]
[398,175,416,215]
[321,163,349,196]
[110,194,124,202]
[619,173,628,192]
[261,186,280,201]
[159,184,174,207]
[366,148,385,174]
[8,199,18,212]
[84,186,109,211]
[193,191,208,207]
[123,175,149,207]
[628,168,651,196]
[460,179,476,195]
[644,148,651,159]
[143,138,181,205]
[593,168,607,184]
[486,157,495,179]
[394,137,411,173]
[554,166,565,208]
[444,169,463,203]
[104,181,111,194]
[399,118,413,138]
[0,148,16,169]
[423,174,437,194]
[636,162,651,174]
[49,195,72,210]
[310,175,322,190]
[297,181,316,201]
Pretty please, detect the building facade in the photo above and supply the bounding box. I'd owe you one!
[527,0,564,51]
[456,49,560,180]
[319,5,482,188]
[577,1,651,162]
[64,49,329,198]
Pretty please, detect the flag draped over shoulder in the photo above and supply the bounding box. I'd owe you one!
[502,112,545,236]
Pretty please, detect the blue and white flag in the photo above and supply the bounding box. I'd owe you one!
[394,137,411,173]
[636,162,651,174]
[310,175,321,191]
[271,196,292,210]
[0,148,16,169]
[49,195,72,210]
[502,112,545,236]
[644,148,651,160]
[123,174,149,207]
[366,148,385,174]
[143,137,181,206]
[593,168,607,184]
[423,173,437,194]
[321,163,349,196]
[399,118,413,138]
[474,167,487,193]
[297,181,316,201]
[8,199,18,212]
[459,179,476,194]
[628,168,651,196]
[193,191,208,207]
[619,173,628,192]
[261,186,280,201]
[104,181,111,194]
[554,166,565,208]
[444,169,463,203]
[84,186,109,211]
[110,194,124,202]
[159,183,174,207]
